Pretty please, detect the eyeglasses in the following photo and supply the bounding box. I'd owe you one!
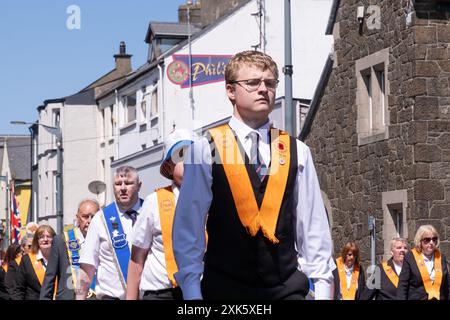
[38,235,52,240]
[230,78,279,92]
[421,237,438,244]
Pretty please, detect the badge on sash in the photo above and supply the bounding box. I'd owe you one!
[101,199,143,291]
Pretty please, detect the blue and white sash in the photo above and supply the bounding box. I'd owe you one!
[64,226,96,295]
[101,200,143,291]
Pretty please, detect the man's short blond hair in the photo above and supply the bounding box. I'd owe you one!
[225,50,279,84]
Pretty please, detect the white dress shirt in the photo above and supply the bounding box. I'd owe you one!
[36,250,48,270]
[393,261,402,276]
[344,265,354,290]
[422,253,436,282]
[172,116,335,300]
[130,184,179,293]
[80,200,142,299]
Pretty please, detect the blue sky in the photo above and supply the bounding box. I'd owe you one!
[0,0,187,135]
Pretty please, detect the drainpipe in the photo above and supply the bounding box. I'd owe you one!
[114,89,119,159]
[158,63,165,141]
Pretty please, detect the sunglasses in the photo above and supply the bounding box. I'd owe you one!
[421,237,438,244]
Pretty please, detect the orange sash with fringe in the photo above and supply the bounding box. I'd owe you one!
[157,186,178,287]
[382,261,399,287]
[209,125,290,244]
[336,257,359,300]
[411,248,442,300]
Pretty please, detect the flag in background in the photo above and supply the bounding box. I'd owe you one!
[10,183,22,244]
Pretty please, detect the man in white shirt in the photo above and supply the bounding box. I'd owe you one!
[77,166,143,300]
[172,50,335,300]
[126,129,194,300]
[40,199,99,300]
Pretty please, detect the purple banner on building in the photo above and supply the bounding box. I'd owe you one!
[167,54,232,88]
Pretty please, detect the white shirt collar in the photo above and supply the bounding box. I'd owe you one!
[75,227,85,244]
[393,261,402,275]
[344,264,354,275]
[36,250,47,265]
[171,182,180,198]
[229,115,272,144]
[115,199,142,216]
[422,253,435,262]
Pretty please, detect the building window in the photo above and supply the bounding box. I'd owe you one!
[32,136,38,165]
[138,86,147,123]
[382,190,408,260]
[124,93,136,123]
[140,100,147,121]
[355,48,390,145]
[52,109,61,147]
[109,105,115,137]
[53,109,60,127]
[150,88,158,118]
[101,108,106,139]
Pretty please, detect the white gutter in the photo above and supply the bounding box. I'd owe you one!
[158,63,165,142]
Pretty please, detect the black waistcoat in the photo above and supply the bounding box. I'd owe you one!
[204,129,298,287]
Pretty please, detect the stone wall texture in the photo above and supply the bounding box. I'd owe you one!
[305,0,450,266]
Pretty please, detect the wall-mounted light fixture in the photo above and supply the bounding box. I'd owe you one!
[357,6,365,35]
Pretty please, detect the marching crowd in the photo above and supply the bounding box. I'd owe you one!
[0,50,449,300]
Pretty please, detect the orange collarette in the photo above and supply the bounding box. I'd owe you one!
[382,261,399,287]
[411,248,442,300]
[336,257,359,300]
[157,186,178,287]
[209,124,290,244]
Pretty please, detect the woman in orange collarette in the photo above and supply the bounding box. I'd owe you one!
[397,225,450,300]
[12,225,55,300]
[333,242,366,300]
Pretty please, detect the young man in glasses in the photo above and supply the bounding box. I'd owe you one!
[172,50,335,300]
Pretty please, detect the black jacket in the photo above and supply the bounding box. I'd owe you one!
[397,250,450,300]
[5,259,20,297]
[40,234,74,300]
[332,262,366,300]
[12,254,43,300]
[0,267,10,300]
[362,258,400,300]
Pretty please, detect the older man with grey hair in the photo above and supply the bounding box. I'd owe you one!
[40,198,100,300]
[77,166,143,300]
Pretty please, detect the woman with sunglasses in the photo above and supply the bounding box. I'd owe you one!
[12,225,56,300]
[397,225,450,300]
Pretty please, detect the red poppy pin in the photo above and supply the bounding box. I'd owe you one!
[276,141,287,153]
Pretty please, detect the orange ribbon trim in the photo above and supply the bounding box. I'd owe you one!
[28,253,57,299]
[157,186,178,287]
[336,257,359,300]
[382,261,399,287]
[411,248,442,300]
[28,253,46,285]
[209,125,290,244]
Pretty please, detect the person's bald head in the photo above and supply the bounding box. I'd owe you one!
[76,199,100,237]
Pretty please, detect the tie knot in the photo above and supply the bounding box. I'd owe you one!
[125,210,138,224]
[248,131,259,143]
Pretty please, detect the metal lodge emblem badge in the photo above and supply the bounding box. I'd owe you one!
[68,239,80,251]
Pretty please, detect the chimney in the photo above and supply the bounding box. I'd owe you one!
[114,41,132,75]
[178,0,202,26]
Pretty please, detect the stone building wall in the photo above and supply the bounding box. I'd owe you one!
[305,0,450,266]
